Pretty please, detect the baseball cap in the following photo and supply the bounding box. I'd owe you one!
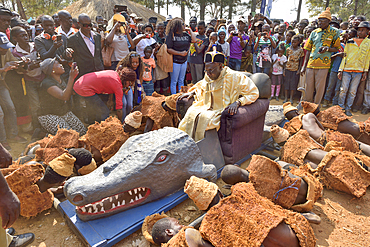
[129,13,137,18]
[237,16,247,24]
[0,32,14,49]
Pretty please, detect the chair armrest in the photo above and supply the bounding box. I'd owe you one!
[221,99,270,129]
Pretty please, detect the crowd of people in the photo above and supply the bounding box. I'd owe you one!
[0,4,369,152]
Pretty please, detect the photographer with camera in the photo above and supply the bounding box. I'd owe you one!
[105,15,135,70]
[227,17,250,71]
[11,26,45,133]
[254,24,277,74]
[133,23,158,59]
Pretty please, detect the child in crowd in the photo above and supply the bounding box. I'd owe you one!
[206,26,214,37]
[338,21,370,116]
[116,52,145,112]
[254,24,277,74]
[242,45,253,73]
[322,35,346,108]
[284,35,304,104]
[271,45,287,101]
[283,30,296,55]
[216,27,230,65]
[206,32,223,53]
[142,46,156,96]
[188,20,209,84]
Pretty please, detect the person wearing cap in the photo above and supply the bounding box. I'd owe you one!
[227,17,250,71]
[0,32,28,150]
[254,23,277,74]
[189,16,197,32]
[38,58,86,135]
[301,8,341,106]
[338,21,370,116]
[178,51,259,141]
[0,6,12,39]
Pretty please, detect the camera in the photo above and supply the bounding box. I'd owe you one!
[114,5,127,13]
[18,60,28,70]
[232,31,238,36]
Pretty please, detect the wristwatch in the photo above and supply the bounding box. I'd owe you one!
[236,100,242,107]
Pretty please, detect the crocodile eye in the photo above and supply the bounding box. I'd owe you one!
[157,154,167,162]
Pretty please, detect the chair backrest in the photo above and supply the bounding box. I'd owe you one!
[248,73,271,99]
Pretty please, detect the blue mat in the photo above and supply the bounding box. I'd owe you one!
[58,189,189,247]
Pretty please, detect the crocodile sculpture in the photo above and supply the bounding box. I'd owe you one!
[64,127,217,221]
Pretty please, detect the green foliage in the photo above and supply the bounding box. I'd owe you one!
[3,0,78,18]
[305,0,370,20]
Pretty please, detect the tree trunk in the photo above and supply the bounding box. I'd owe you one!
[200,0,206,21]
[167,0,169,15]
[181,0,185,20]
[296,0,302,21]
[11,0,16,11]
[158,0,160,14]
[325,0,330,8]
[251,0,257,14]
[16,0,26,20]
[220,0,223,18]
[354,0,359,15]
[228,0,233,20]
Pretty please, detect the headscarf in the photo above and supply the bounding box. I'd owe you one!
[226,23,235,38]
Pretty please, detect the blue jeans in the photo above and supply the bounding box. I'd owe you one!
[143,81,154,96]
[324,71,341,105]
[84,94,110,123]
[122,88,133,121]
[170,62,187,94]
[338,71,363,111]
[256,66,270,74]
[229,58,241,71]
[0,83,18,143]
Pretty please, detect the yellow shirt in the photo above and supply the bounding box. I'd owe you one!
[178,66,259,141]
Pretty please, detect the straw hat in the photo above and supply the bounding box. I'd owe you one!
[184,176,218,211]
[271,125,290,144]
[283,102,298,116]
[78,158,97,175]
[124,111,142,129]
[301,101,319,114]
[318,7,332,21]
[142,212,169,243]
[49,153,76,177]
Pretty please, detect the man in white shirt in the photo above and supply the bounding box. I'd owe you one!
[56,10,77,38]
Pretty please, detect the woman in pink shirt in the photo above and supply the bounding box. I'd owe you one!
[73,68,136,123]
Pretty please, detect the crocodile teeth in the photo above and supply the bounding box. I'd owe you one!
[112,203,116,209]
[115,195,119,200]
[109,197,113,203]
[92,204,97,211]
[138,188,141,192]
[99,202,104,207]
[117,201,121,206]
[94,208,98,213]
[88,208,92,213]
[81,207,86,213]
[122,200,125,205]
[134,189,137,194]
[135,196,138,201]
[138,194,143,199]
[130,199,134,203]
[101,207,104,212]
[128,190,132,195]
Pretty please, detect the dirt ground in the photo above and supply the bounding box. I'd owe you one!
[7,100,370,247]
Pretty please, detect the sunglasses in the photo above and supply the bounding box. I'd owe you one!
[82,23,93,28]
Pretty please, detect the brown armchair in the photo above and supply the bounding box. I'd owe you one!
[176,73,271,164]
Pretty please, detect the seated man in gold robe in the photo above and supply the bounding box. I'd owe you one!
[178,51,259,141]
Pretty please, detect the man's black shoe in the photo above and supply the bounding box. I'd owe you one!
[345,110,352,116]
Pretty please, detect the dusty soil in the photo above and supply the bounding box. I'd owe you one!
[7,99,370,247]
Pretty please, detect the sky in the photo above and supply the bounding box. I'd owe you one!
[159,0,311,23]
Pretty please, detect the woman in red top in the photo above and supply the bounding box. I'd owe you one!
[73,68,137,123]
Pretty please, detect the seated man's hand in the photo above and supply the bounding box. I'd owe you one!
[178,91,195,101]
[227,101,240,115]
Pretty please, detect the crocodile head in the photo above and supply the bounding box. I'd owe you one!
[64,127,217,221]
